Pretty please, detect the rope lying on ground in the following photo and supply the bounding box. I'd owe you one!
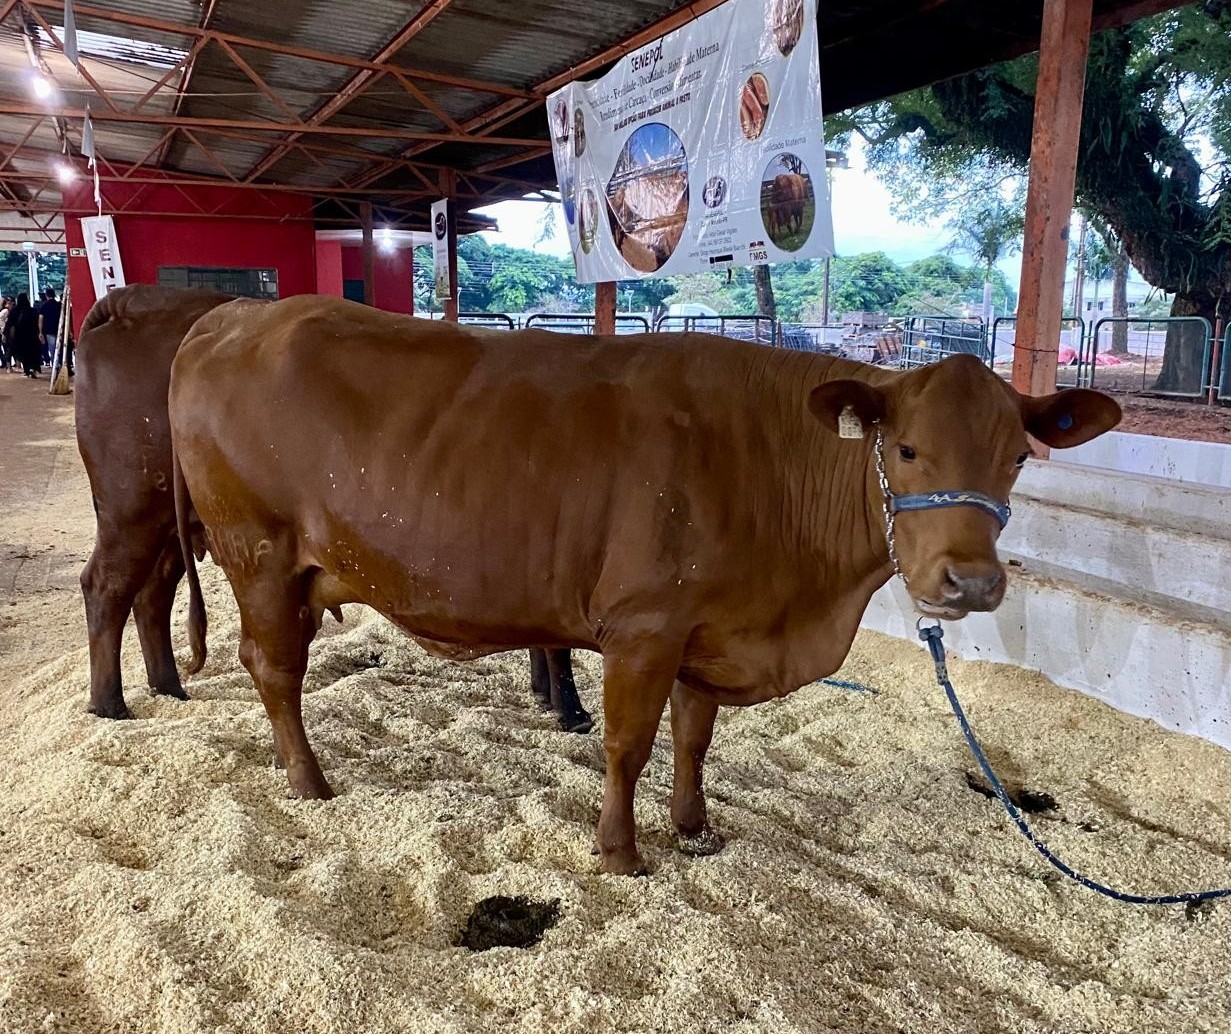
[918,621,1231,907]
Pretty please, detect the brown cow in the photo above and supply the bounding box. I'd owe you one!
[768,172,808,240]
[76,285,233,719]
[168,296,1120,875]
[76,286,591,732]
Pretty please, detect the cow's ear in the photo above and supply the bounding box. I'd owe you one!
[808,380,887,439]
[1021,388,1122,448]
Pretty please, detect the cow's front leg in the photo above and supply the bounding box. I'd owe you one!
[596,639,681,876]
[669,681,725,856]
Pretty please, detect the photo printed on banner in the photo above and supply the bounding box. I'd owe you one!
[548,0,833,282]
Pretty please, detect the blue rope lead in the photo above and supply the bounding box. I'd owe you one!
[820,677,877,694]
[919,622,1231,907]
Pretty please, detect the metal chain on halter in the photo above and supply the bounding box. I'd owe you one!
[873,425,906,585]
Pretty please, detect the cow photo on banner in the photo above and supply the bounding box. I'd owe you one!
[548,0,834,282]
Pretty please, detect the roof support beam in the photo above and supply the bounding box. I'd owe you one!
[347,0,727,190]
[0,101,544,147]
[242,0,458,183]
[27,2,534,100]
[1012,0,1093,425]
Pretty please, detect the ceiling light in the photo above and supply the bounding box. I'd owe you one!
[379,226,395,252]
[54,162,77,185]
[30,74,54,100]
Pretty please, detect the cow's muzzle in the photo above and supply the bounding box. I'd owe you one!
[915,561,1007,618]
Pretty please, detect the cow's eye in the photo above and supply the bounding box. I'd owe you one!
[899,445,916,462]
[1016,451,1030,467]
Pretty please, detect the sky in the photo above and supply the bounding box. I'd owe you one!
[473,139,1028,287]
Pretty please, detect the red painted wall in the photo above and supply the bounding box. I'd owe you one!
[340,244,414,314]
[315,239,344,299]
[64,179,317,336]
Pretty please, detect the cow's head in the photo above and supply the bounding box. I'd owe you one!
[809,354,1121,619]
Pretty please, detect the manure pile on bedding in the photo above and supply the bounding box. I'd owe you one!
[2,394,1230,1033]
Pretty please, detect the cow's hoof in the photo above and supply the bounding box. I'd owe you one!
[598,846,648,877]
[676,826,726,857]
[289,773,336,801]
[557,709,594,735]
[151,683,189,702]
[88,698,131,721]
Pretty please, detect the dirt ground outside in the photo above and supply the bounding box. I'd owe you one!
[1112,394,1231,445]
[1,371,1230,1034]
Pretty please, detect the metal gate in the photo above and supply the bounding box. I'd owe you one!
[1088,317,1212,398]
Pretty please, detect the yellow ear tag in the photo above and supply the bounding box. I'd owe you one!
[837,405,865,440]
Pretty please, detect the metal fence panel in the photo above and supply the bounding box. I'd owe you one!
[898,316,989,368]
[525,313,650,334]
[990,316,1088,386]
[1088,317,1212,398]
[654,313,777,345]
[1220,323,1231,402]
[458,312,516,330]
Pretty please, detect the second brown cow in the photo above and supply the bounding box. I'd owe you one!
[76,286,589,730]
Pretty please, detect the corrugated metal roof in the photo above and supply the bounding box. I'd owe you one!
[0,0,1199,234]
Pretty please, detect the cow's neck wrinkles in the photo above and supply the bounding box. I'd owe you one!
[752,351,896,626]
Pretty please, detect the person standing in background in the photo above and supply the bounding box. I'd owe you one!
[38,287,61,367]
[0,297,12,370]
[6,293,41,376]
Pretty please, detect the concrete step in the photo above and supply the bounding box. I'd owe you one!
[861,456,1231,753]
[1003,461,1231,630]
[861,569,1231,752]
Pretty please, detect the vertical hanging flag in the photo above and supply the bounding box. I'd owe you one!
[81,106,100,214]
[63,0,79,69]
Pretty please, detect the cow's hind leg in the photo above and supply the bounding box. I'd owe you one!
[595,637,682,875]
[669,682,724,856]
[234,570,332,800]
[529,649,552,711]
[546,648,593,734]
[132,537,189,700]
[80,521,165,719]
[529,649,593,734]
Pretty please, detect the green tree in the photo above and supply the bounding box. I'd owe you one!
[946,190,1024,323]
[0,250,65,300]
[835,5,1231,392]
[829,252,911,316]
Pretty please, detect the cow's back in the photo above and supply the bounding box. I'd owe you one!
[171,295,851,653]
[76,285,232,520]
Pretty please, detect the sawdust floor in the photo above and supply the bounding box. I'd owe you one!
[1,371,1229,1034]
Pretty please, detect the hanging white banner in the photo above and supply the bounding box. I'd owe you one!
[548,0,834,283]
[431,198,453,301]
[80,215,126,297]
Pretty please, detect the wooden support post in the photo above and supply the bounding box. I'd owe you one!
[1012,0,1093,413]
[594,281,617,336]
[439,168,459,322]
[360,200,375,307]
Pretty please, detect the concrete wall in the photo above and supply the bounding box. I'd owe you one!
[1063,430,1231,489]
[861,458,1231,751]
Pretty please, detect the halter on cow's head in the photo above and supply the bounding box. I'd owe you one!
[809,353,1121,620]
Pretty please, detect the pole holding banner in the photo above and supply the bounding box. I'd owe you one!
[431,197,457,313]
[80,214,126,298]
[547,0,833,283]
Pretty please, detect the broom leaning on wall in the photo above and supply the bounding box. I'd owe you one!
[49,284,71,396]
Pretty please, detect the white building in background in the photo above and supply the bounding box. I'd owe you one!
[1061,266,1164,316]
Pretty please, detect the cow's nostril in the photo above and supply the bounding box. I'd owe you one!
[943,566,1006,604]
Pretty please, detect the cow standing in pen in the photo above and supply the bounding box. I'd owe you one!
[169,295,1120,876]
[75,286,590,732]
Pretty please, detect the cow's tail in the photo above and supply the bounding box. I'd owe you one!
[172,441,207,675]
